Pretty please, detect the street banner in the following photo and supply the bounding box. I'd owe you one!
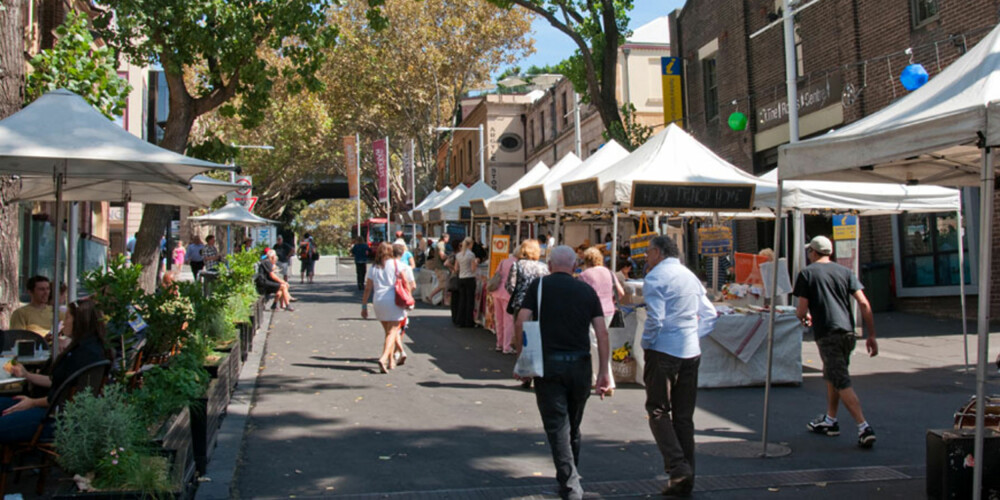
[402,140,414,208]
[489,235,510,276]
[373,138,389,203]
[661,57,684,128]
[344,136,358,200]
[227,175,257,211]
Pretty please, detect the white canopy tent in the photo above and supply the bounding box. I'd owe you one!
[484,161,549,216]
[552,140,630,211]
[516,153,582,215]
[0,89,231,355]
[429,181,498,221]
[778,23,1000,498]
[410,188,442,215]
[422,184,467,220]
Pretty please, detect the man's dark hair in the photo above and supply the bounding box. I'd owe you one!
[206,235,215,242]
[649,235,680,259]
[26,275,50,291]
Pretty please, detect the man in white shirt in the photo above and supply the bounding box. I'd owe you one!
[641,235,717,498]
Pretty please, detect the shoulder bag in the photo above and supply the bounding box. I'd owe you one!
[505,261,524,315]
[608,267,625,328]
[393,261,415,308]
[513,277,544,379]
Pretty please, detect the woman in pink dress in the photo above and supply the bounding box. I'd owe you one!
[578,247,625,389]
[172,241,186,269]
[490,249,518,354]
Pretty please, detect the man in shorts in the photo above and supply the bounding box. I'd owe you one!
[794,235,879,449]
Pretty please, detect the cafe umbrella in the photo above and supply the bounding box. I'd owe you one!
[0,89,232,357]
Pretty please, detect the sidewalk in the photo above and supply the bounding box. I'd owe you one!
[229,262,998,499]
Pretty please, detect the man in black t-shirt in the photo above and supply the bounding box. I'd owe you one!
[273,235,294,281]
[793,236,879,449]
[514,245,611,500]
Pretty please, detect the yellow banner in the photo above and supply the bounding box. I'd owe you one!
[344,136,358,199]
[661,57,684,128]
[489,235,510,276]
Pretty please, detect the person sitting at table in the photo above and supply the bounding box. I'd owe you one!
[9,276,63,339]
[0,299,111,442]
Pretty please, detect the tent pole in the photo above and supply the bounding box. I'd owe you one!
[761,180,784,457]
[611,206,619,274]
[67,202,79,301]
[51,169,64,359]
[554,209,561,246]
[972,147,993,500]
[956,193,969,372]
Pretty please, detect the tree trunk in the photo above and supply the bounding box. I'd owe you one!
[0,0,25,325]
[133,71,196,291]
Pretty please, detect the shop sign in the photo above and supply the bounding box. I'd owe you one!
[757,74,843,132]
[698,226,733,257]
[519,185,547,210]
[832,214,858,240]
[661,57,684,128]
[562,178,601,208]
[631,181,755,211]
[490,235,510,276]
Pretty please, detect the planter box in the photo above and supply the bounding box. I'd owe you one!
[52,450,188,500]
[235,322,251,363]
[152,407,196,495]
[207,337,241,396]
[190,379,227,475]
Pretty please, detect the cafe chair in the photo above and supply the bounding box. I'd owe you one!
[0,359,111,495]
[1,330,41,352]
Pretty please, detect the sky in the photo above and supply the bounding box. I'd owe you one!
[510,0,687,73]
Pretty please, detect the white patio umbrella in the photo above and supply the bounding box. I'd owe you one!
[14,174,240,207]
[0,89,232,356]
[189,202,278,226]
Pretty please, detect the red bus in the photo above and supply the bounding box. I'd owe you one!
[351,218,389,246]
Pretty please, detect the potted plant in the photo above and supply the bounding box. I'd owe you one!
[611,342,637,384]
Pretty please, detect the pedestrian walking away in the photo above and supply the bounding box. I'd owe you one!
[298,233,317,284]
[391,242,416,366]
[350,237,371,291]
[490,248,518,354]
[577,246,625,392]
[513,245,612,500]
[452,238,480,328]
[794,235,879,449]
[641,235,717,498]
[361,243,412,374]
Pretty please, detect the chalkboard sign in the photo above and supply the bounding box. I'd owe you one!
[428,208,442,221]
[469,199,489,216]
[412,211,424,222]
[400,212,412,223]
[561,178,601,208]
[630,181,755,211]
[519,185,547,211]
[459,206,472,221]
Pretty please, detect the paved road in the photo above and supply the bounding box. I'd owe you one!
[234,266,999,499]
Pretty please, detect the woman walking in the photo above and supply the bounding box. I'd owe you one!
[361,243,410,373]
[392,242,416,366]
[505,239,549,387]
[490,246,518,353]
[578,246,625,390]
[452,238,480,328]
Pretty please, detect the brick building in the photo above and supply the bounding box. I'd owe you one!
[671,0,1000,316]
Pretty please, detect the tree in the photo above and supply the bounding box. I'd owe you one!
[0,0,25,326]
[488,0,638,148]
[96,0,344,290]
[25,11,131,119]
[296,199,367,255]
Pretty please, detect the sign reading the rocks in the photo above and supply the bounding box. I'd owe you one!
[469,199,488,216]
[519,185,547,211]
[630,181,755,211]
[561,178,601,208]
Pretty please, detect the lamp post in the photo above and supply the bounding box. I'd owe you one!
[227,144,273,252]
[435,125,485,183]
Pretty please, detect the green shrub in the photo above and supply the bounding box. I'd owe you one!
[54,385,147,476]
[129,348,209,426]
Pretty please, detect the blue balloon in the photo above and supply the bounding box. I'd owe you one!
[900,63,929,91]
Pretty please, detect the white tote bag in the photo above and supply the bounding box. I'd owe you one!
[514,277,544,379]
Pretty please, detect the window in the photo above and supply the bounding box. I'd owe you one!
[498,133,522,152]
[467,140,473,177]
[529,119,535,148]
[540,111,546,142]
[561,93,569,126]
[898,212,969,287]
[911,0,938,27]
[702,57,719,121]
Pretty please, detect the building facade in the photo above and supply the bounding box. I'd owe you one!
[671,0,1000,316]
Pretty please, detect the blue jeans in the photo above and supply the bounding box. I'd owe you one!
[0,397,50,443]
[533,356,592,500]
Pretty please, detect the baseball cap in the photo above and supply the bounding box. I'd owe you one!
[808,236,833,255]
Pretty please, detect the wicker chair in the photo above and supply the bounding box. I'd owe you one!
[0,359,111,495]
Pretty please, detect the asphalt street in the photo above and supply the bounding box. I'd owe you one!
[232,262,999,499]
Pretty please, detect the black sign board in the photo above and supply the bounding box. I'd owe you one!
[630,181,755,211]
[469,198,489,216]
[412,211,424,222]
[561,178,601,208]
[400,212,412,223]
[519,185,547,211]
[428,208,442,221]
[459,206,472,221]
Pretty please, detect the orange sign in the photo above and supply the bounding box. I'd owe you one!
[489,235,510,276]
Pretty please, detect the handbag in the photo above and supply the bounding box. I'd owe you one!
[629,214,657,259]
[486,269,503,292]
[393,261,415,308]
[513,277,544,379]
[447,274,459,292]
[607,267,624,327]
[505,262,523,315]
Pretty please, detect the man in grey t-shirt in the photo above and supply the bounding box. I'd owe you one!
[793,236,879,449]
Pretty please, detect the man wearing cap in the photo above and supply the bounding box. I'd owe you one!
[794,235,879,449]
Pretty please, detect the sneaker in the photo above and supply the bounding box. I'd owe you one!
[858,426,876,448]
[807,415,840,436]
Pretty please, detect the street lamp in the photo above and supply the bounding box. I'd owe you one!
[435,125,484,183]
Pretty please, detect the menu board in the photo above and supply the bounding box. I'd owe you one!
[630,181,755,211]
[561,178,601,208]
[469,199,489,216]
[459,206,472,221]
[519,185,547,210]
[428,208,442,221]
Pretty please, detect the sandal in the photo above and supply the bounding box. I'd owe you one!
[377,358,389,374]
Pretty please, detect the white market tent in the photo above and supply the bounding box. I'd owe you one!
[410,189,439,212]
[423,184,466,220]
[484,161,549,216]
[552,140,630,211]
[778,23,1000,496]
[518,152,582,214]
[411,187,452,221]
[429,180,498,221]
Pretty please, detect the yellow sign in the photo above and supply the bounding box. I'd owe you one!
[832,214,858,240]
[661,57,684,128]
[489,235,510,276]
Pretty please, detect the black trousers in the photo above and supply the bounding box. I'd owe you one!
[190,261,205,278]
[355,262,367,289]
[643,349,700,479]
[534,356,592,500]
[457,277,477,327]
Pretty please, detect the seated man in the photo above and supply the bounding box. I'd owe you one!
[9,276,60,338]
[260,250,295,311]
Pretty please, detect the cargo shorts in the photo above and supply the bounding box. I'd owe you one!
[816,331,857,390]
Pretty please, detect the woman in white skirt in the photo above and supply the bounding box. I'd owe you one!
[362,242,409,373]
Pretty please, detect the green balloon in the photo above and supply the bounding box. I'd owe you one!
[728,112,748,131]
